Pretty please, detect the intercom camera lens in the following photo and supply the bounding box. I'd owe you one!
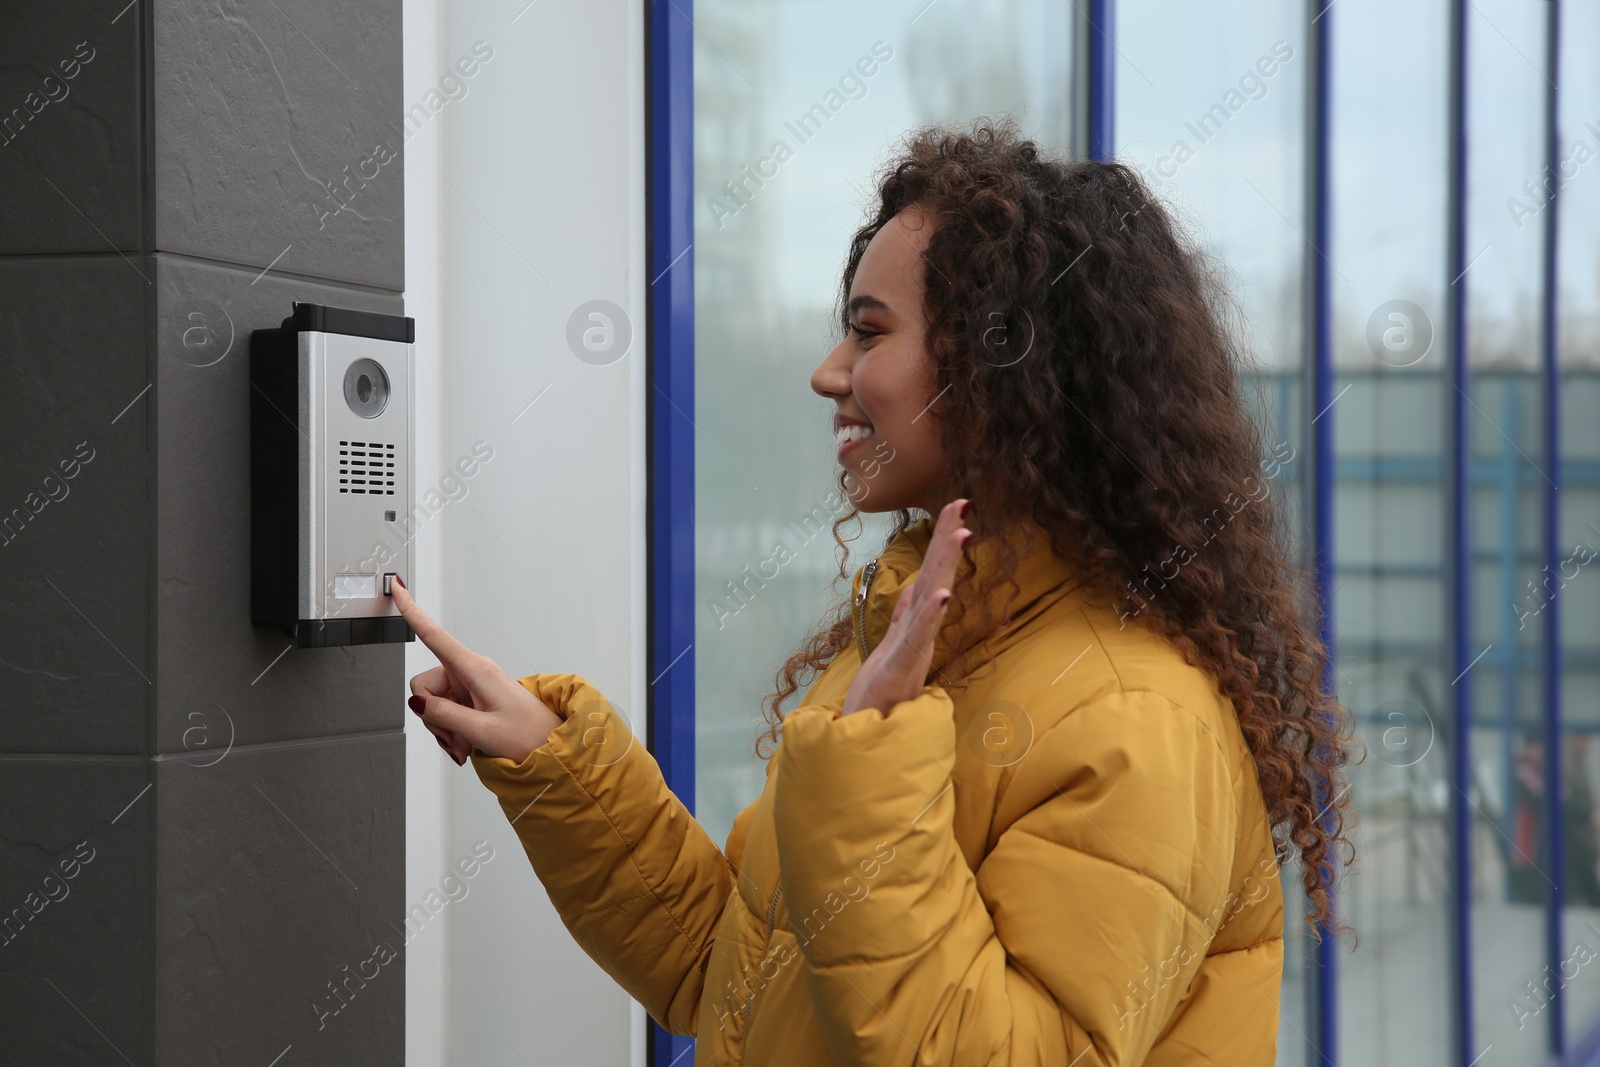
[343,359,390,418]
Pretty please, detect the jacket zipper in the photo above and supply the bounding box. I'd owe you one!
[766,885,783,938]
[856,558,880,661]
[745,885,785,1025]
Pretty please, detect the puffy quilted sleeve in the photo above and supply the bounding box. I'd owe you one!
[470,672,735,1035]
[772,684,1243,1066]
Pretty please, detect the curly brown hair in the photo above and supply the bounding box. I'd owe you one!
[757,117,1357,935]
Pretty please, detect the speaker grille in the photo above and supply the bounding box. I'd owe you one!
[338,440,396,495]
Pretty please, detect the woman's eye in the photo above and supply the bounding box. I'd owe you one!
[850,324,878,342]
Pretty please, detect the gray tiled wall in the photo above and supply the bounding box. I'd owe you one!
[0,4,406,1064]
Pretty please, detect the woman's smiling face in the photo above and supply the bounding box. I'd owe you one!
[810,204,952,515]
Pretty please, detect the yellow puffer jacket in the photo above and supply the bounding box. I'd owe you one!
[472,517,1286,1065]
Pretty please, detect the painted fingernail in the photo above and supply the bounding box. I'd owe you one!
[408,695,426,714]
[958,500,970,519]
[394,575,406,589]
[434,735,447,750]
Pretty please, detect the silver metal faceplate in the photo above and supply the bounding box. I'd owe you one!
[297,331,415,621]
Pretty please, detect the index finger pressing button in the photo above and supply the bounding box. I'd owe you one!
[390,580,477,671]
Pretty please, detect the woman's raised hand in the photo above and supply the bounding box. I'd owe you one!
[840,498,970,717]
[391,578,565,765]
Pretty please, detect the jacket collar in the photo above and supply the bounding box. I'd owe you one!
[851,515,1084,680]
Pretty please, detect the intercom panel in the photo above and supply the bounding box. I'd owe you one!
[251,302,415,648]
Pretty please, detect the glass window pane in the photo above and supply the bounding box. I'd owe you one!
[692,0,1075,847]
[1559,0,1600,1045]
[1114,3,1308,1062]
[1465,3,1553,1063]
[1329,0,1454,1062]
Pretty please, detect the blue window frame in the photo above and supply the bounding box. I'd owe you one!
[647,1,696,1064]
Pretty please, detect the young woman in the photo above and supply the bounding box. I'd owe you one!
[393,119,1356,1065]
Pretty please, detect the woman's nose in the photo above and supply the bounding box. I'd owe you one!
[810,339,852,399]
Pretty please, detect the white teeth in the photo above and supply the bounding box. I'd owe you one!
[834,424,874,447]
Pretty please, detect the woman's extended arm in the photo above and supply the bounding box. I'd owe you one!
[472,672,736,1034]
[391,581,735,1033]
